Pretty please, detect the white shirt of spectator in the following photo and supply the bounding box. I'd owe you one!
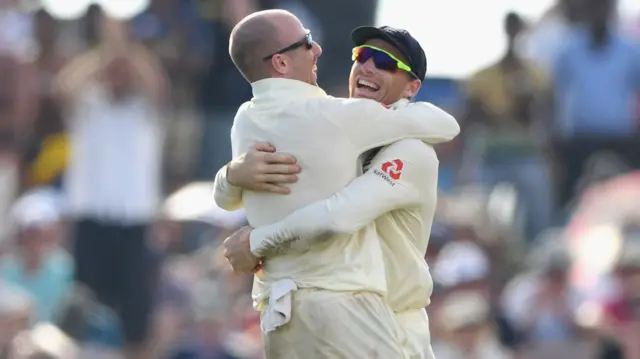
[65,83,164,223]
[432,241,490,287]
[522,10,574,69]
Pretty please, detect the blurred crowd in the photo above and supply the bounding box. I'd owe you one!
[0,0,639,358]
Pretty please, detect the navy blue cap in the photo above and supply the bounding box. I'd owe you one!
[351,25,427,81]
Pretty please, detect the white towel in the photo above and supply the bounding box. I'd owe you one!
[261,279,298,333]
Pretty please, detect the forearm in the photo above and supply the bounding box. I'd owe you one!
[213,164,243,210]
[351,101,460,153]
[54,50,102,104]
[249,201,336,257]
[249,166,420,257]
[129,45,168,105]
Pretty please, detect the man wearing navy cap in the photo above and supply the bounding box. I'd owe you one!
[349,25,427,103]
[220,25,447,359]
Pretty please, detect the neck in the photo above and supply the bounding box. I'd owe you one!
[501,51,520,69]
[251,78,326,99]
[393,98,410,105]
[502,45,519,66]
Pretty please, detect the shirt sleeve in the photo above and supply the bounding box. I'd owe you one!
[249,140,439,257]
[213,106,245,210]
[321,98,460,154]
[212,164,243,210]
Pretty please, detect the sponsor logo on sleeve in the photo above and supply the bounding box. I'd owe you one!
[373,159,403,185]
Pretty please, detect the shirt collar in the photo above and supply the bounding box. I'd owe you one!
[251,78,327,101]
[390,98,410,109]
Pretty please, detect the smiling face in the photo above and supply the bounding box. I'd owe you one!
[348,38,421,105]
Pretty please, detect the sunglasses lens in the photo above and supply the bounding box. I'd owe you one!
[353,47,398,72]
[372,51,398,71]
[353,47,370,63]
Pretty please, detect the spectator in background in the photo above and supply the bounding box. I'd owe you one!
[294,0,377,96]
[521,249,576,343]
[433,292,513,359]
[78,4,104,50]
[22,10,68,191]
[464,12,552,242]
[0,0,34,237]
[552,0,640,209]
[432,240,491,295]
[55,15,167,359]
[0,0,34,61]
[131,0,208,187]
[55,285,123,356]
[600,240,640,359]
[0,285,33,357]
[523,0,583,69]
[1,188,72,323]
[195,0,260,180]
[9,323,79,359]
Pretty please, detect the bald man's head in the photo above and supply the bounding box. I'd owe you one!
[230,10,321,85]
[229,10,291,82]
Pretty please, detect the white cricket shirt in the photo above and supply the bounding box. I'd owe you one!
[247,99,456,313]
[214,78,459,308]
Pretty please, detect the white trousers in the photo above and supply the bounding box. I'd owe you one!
[261,289,408,359]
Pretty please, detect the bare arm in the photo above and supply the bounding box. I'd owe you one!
[249,140,439,257]
[128,45,169,106]
[53,50,102,107]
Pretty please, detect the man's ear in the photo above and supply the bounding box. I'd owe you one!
[271,54,289,75]
[402,79,422,99]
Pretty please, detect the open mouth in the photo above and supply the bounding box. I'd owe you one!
[356,79,380,92]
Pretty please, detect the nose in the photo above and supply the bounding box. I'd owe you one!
[312,41,323,57]
[361,58,377,73]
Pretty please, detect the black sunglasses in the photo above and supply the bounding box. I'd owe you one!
[263,32,313,61]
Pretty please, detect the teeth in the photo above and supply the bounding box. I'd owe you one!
[358,79,379,90]
[313,64,317,71]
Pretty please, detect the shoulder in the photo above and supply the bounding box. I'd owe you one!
[405,101,456,120]
[554,30,585,62]
[312,96,391,114]
[468,64,499,82]
[465,65,499,94]
[377,139,438,167]
[232,101,253,123]
[524,63,551,89]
